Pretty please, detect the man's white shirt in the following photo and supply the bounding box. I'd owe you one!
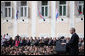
[5,35,10,41]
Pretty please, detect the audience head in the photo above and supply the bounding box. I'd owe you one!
[7,33,8,35]
[60,36,64,39]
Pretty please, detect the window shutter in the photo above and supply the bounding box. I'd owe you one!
[66,1,69,17]
[12,7,13,19]
[75,1,79,17]
[1,2,5,18]
[17,1,20,11]
[48,2,51,18]
[28,7,30,18]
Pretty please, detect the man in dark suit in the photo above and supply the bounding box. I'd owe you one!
[61,27,79,55]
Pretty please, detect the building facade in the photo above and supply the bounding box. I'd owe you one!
[1,1,84,39]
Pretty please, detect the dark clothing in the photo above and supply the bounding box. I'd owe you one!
[34,40,39,46]
[48,40,53,46]
[22,40,27,46]
[16,35,20,40]
[12,40,15,46]
[27,40,30,46]
[66,33,79,55]
[19,40,23,46]
[44,39,49,45]
[3,40,9,47]
[9,40,13,46]
[53,40,56,46]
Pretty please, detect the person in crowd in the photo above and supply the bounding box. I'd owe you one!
[9,37,14,47]
[19,37,23,46]
[5,33,10,41]
[34,37,39,46]
[15,38,20,47]
[15,34,20,41]
[3,34,6,39]
[12,37,16,46]
[3,38,9,47]
[26,37,30,46]
[39,38,44,46]
[1,37,6,46]
[78,38,82,48]
[1,34,2,39]
[30,37,34,45]
[48,37,53,46]
[53,37,57,46]
[22,37,27,46]
[44,37,49,45]
[79,38,84,54]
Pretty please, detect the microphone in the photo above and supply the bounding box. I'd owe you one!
[59,36,64,40]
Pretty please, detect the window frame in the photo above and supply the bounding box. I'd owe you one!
[4,1,12,18]
[19,1,28,18]
[58,1,67,17]
[40,1,49,18]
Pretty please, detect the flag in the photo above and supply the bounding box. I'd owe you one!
[76,3,83,15]
[78,9,83,15]
[16,10,19,20]
[38,8,45,21]
[56,9,59,20]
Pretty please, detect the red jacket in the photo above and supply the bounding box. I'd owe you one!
[15,41,20,47]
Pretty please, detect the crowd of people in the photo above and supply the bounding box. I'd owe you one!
[1,45,57,55]
[1,33,84,55]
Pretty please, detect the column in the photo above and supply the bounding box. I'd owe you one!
[31,1,37,38]
[69,1,75,28]
[51,1,56,37]
[13,1,17,39]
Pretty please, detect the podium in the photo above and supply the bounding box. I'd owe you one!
[56,40,66,52]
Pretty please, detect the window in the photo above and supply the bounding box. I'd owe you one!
[59,1,66,16]
[19,1,28,17]
[21,1,27,6]
[78,1,84,15]
[5,2,11,6]
[4,2,12,17]
[41,1,48,17]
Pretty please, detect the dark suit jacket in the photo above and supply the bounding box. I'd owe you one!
[34,40,39,46]
[22,40,27,46]
[48,40,53,45]
[66,33,79,55]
